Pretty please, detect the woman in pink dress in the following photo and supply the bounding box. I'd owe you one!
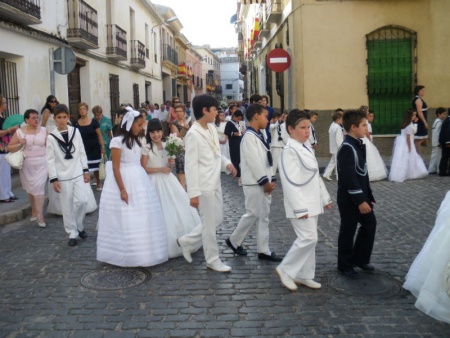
[8,109,48,227]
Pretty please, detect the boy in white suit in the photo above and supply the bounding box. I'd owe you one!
[269,111,288,173]
[276,109,332,291]
[226,104,282,262]
[46,104,90,246]
[177,95,237,272]
[323,109,344,180]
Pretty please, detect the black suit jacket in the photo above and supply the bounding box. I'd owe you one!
[337,135,375,207]
[439,117,450,147]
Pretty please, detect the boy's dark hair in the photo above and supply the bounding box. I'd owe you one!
[249,93,262,104]
[192,95,218,120]
[53,104,69,116]
[400,109,415,129]
[414,85,425,95]
[272,112,281,119]
[118,114,143,150]
[233,110,244,119]
[332,110,343,121]
[24,109,39,120]
[308,110,318,117]
[342,109,366,132]
[245,104,265,121]
[436,107,446,116]
[145,118,165,152]
[285,109,310,135]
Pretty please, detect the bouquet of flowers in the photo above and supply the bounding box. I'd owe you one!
[165,133,184,157]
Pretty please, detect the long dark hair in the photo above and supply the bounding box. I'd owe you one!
[117,115,143,149]
[41,95,57,114]
[145,118,165,153]
[400,109,415,129]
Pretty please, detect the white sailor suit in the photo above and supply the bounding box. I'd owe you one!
[230,127,276,254]
[269,120,288,173]
[46,126,88,239]
[323,122,344,179]
[307,123,318,155]
[178,122,232,264]
[278,138,331,280]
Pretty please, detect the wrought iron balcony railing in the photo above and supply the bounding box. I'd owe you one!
[162,44,178,66]
[0,0,41,25]
[67,0,98,49]
[106,24,127,61]
[266,0,282,24]
[130,40,145,69]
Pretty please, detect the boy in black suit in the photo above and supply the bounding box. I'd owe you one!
[337,109,377,279]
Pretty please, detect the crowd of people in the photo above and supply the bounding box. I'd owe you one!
[0,88,449,324]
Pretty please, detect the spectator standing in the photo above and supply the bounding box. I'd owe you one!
[93,106,113,160]
[428,107,447,174]
[412,85,429,155]
[40,95,58,131]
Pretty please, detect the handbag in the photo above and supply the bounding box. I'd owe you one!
[5,148,26,169]
[99,154,107,180]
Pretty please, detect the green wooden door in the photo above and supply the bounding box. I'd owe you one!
[366,27,416,134]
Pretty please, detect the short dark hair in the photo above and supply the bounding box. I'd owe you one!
[285,109,310,135]
[53,104,69,116]
[249,93,262,104]
[414,85,425,95]
[308,110,318,117]
[24,109,39,120]
[332,110,343,121]
[342,109,366,132]
[192,95,218,120]
[233,110,244,119]
[245,104,265,121]
[436,107,446,116]
[272,112,281,119]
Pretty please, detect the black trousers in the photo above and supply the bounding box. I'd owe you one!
[439,146,450,176]
[337,203,377,272]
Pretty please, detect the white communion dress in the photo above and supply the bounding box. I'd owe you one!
[363,136,388,182]
[403,191,450,324]
[142,142,201,258]
[96,136,168,267]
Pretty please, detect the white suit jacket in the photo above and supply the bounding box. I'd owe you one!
[184,122,231,198]
[46,126,88,182]
[328,122,344,154]
[279,138,332,219]
[269,121,288,148]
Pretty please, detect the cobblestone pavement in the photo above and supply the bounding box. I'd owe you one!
[1,171,450,337]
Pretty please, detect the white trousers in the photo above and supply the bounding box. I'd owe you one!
[230,185,271,253]
[277,216,318,280]
[57,176,87,238]
[270,146,282,174]
[178,188,223,264]
[428,146,441,174]
[0,154,12,200]
[323,154,338,178]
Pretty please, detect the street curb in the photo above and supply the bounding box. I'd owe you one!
[0,175,31,226]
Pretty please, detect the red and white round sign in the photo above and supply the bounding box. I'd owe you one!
[266,48,291,72]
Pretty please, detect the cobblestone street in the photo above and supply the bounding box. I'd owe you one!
[1,171,450,337]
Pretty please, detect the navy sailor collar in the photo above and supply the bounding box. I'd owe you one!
[246,126,270,151]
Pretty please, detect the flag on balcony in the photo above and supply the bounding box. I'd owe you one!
[177,63,186,77]
[250,29,255,47]
[254,17,260,40]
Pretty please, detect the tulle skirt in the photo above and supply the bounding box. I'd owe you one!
[97,162,168,267]
[389,135,428,182]
[403,191,450,324]
[364,137,388,182]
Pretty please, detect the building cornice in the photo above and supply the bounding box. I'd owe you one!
[0,19,67,46]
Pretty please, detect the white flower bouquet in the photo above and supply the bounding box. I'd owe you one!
[165,133,184,157]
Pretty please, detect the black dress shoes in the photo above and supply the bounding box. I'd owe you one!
[78,230,88,239]
[68,238,77,246]
[258,252,282,262]
[355,264,375,271]
[339,268,360,279]
[225,238,247,256]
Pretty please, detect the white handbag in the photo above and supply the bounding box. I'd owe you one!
[5,148,26,169]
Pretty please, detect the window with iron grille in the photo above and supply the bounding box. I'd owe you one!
[366,25,417,134]
[133,83,139,109]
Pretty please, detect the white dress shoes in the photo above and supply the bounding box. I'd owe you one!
[275,267,297,291]
[294,278,321,289]
[176,239,193,263]
[206,259,231,272]
[30,217,37,222]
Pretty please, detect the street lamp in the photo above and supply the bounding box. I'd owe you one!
[150,16,178,32]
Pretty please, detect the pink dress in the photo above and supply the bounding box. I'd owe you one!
[19,127,47,195]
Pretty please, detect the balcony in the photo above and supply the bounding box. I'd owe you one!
[266,0,282,24]
[162,44,178,68]
[67,0,98,49]
[259,20,270,38]
[106,24,127,61]
[130,40,145,69]
[0,0,41,25]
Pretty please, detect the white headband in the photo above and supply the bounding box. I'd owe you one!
[121,107,140,131]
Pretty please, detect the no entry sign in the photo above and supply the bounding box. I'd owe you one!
[266,48,291,72]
